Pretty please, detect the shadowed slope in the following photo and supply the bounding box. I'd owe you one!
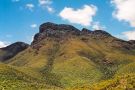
[0,42,29,61]
[0,63,62,90]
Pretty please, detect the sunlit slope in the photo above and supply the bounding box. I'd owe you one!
[69,74,135,90]
[1,22,135,89]
[6,35,135,87]
[0,63,62,90]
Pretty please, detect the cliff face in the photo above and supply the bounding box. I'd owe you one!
[32,22,80,44]
[32,22,135,50]
[32,22,113,45]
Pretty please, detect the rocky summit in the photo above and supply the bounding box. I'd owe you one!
[39,22,79,33]
[32,22,113,44]
[32,22,135,50]
[0,22,135,89]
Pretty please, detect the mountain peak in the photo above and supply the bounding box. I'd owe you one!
[32,22,82,44]
[81,28,92,34]
[93,30,111,35]
[0,42,29,61]
[32,22,113,44]
[39,22,80,33]
[39,22,111,36]
[2,42,29,50]
[90,30,112,37]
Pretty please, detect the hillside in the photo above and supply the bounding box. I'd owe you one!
[0,63,61,90]
[0,22,135,89]
[0,42,29,61]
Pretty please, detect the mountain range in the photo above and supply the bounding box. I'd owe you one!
[0,22,135,90]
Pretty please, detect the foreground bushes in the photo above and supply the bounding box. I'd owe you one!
[68,74,135,90]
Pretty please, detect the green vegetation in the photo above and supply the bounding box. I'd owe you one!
[0,63,62,90]
[0,35,135,89]
[69,74,135,90]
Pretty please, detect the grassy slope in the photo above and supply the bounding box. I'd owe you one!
[6,37,104,87]
[69,74,135,90]
[0,49,6,60]
[1,36,135,89]
[0,63,62,90]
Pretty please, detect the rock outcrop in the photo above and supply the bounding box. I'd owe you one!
[81,28,92,34]
[90,30,112,38]
[32,22,113,45]
[39,22,80,33]
[31,22,135,51]
[32,22,81,44]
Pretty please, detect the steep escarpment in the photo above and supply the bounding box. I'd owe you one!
[32,22,135,51]
[32,22,80,45]
[32,22,113,45]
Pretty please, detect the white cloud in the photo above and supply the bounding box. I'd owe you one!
[31,36,34,42]
[38,0,54,13]
[46,6,54,13]
[92,22,106,30]
[30,24,37,28]
[26,3,34,11]
[59,5,97,26]
[25,35,34,43]
[39,0,52,6]
[111,0,135,27]
[122,30,135,40]
[0,41,10,48]
[12,0,20,2]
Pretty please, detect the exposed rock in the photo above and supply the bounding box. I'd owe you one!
[90,30,112,38]
[33,22,113,45]
[81,28,92,34]
[32,22,81,44]
[39,22,80,33]
[110,39,135,50]
[128,40,135,44]
[0,42,29,61]
[32,22,135,50]
[128,40,135,48]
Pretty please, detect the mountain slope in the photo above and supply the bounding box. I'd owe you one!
[69,74,135,90]
[0,63,62,90]
[0,42,29,62]
[0,22,135,89]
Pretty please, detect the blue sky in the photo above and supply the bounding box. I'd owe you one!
[0,0,135,47]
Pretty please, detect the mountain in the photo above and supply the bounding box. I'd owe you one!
[0,42,29,61]
[0,22,135,89]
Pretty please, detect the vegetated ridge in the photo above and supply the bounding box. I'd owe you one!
[0,22,135,90]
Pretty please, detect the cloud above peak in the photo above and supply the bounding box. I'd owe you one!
[38,0,54,13]
[122,30,135,40]
[92,22,106,30]
[26,3,34,11]
[30,24,37,28]
[112,0,135,27]
[59,5,97,26]
[0,41,10,48]
[39,0,52,6]
[12,0,20,2]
